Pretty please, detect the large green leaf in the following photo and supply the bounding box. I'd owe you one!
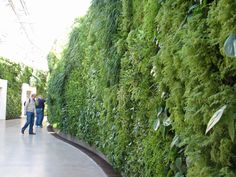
[224,34,236,58]
[228,115,235,142]
[171,135,180,148]
[154,118,160,131]
[205,105,227,134]
[175,157,182,173]
[175,172,184,177]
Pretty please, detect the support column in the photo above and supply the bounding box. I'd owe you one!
[0,79,8,120]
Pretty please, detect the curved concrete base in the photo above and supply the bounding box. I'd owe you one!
[48,126,123,177]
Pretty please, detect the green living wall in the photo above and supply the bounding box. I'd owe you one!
[47,0,236,176]
[0,57,47,119]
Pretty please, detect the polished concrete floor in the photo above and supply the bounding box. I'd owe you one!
[0,119,107,177]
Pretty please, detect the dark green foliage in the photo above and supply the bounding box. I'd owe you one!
[0,57,47,119]
[33,71,48,98]
[47,0,236,176]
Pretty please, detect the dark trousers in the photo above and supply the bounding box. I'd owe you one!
[22,112,35,133]
[36,108,44,126]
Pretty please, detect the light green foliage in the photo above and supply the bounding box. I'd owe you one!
[0,57,47,119]
[47,0,236,176]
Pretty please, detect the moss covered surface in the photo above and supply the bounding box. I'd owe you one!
[47,1,236,176]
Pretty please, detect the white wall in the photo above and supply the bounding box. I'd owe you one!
[21,83,36,117]
[0,79,8,120]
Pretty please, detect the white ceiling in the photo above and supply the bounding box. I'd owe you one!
[0,0,91,71]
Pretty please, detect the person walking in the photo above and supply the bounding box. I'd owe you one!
[35,96,45,128]
[21,93,37,135]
